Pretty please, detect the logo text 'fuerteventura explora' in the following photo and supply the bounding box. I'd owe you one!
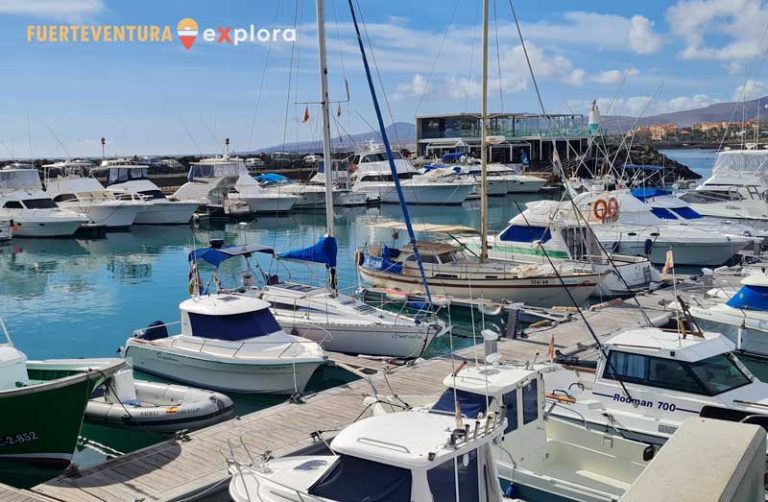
[26,18,296,49]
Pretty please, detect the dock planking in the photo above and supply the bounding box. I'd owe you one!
[0,484,51,502]
[32,295,669,501]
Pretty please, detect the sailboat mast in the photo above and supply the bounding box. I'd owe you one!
[317,0,335,239]
[479,0,489,262]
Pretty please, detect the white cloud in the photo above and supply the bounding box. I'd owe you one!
[392,74,434,100]
[628,16,663,54]
[667,0,768,60]
[0,0,104,21]
[566,94,720,117]
[734,79,768,100]
[442,76,527,100]
[591,68,640,85]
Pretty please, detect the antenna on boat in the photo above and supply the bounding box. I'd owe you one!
[479,0,489,263]
[0,318,14,347]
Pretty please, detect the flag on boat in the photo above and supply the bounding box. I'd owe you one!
[188,260,200,296]
[662,249,674,278]
[303,106,310,123]
[546,335,555,363]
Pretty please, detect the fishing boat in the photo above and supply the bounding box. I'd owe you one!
[229,403,511,501]
[679,148,768,221]
[120,293,327,394]
[473,199,662,297]
[104,165,198,224]
[43,162,142,230]
[572,189,753,265]
[369,351,654,501]
[0,332,124,467]
[85,367,234,432]
[545,327,768,447]
[357,240,604,305]
[0,167,88,237]
[349,142,474,205]
[189,243,448,359]
[689,274,768,356]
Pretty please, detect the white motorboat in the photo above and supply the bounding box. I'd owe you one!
[308,164,369,206]
[573,190,752,265]
[357,240,605,305]
[120,294,327,394]
[679,148,768,221]
[349,143,474,205]
[370,352,654,502]
[43,163,142,230]
[104,166,198,224]
[231,174,299,213]
[545,327,768,447]
[189,243,448,359]
[257,173,328,209]
[229,404,511,501]
[85,367,234,432]
[689,274,768,356]
[470,199,662,297]
[0,167,88,237]
[463,161,546,193]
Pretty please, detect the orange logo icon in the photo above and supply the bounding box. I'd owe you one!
[177,18,198,50]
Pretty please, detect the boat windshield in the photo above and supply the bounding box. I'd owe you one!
[430,388,488,419]
[23,198,57,209]
[187,310,281,341]
[687,353,752,395]
[138,189,166,200]
[308,455,411,501]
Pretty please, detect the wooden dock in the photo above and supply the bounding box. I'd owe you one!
[30,296,673,501]
[0,484,51,502]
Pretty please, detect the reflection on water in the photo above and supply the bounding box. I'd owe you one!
[0,192,559,486]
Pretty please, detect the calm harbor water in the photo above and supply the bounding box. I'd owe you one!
[0,148,733,487]
[659,147,716,179]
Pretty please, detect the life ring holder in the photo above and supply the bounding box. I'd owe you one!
[593,197,620,221]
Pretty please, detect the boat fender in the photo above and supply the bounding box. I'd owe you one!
[643,238,653,256]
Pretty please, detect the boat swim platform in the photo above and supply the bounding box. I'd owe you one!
[31,301,669,502]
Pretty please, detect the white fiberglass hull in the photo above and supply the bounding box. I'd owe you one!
[244,195,298,213]
[123,342,325,394]
[505,176,546,193]
[358,266,601,306]
[691,306,768,356]
[688,200,768,221]
[7,213,86,237]
[333,190,368,206]
[356,182,473,205]
[60,202,140,229]
[134,201,197,225]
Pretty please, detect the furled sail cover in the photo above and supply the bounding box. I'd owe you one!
[280,236,337,268]
[309,455,412,502]
[189,244,274,268]
[726,284,768,311]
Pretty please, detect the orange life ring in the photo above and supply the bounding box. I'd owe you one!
[593,199,609,221]
[607,197,620,221]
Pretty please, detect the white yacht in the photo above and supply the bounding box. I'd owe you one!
[370,356,654,502]
[43,162,142,230]
[0,167,88,237]
[349,144,474,205]
[473,199,662,297]
[307,160,369,206]
[357,240,605,305]
[257,173,328,209]
[189,243,448,359]
[463,161,546,193]
[689,273,768,356]
[120,294,327,394]
[573,190,752,265]
[679,148,768,221]
[105,166,198,224]
[229,406,511,501]
[545,327,768,447]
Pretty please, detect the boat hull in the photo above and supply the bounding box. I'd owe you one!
[123,343,324,394]
[134,201,197,225]
[64,203,140,229]
[598,238,748,266]
[243,196,298,214]
[355,183,472,205]
[10,216,85,238]
[357,266,600,306]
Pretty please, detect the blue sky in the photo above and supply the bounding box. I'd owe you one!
[0,0,767,157]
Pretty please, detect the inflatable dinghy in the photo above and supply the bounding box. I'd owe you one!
[86,368,235,432]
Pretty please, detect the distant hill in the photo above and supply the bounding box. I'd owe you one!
[602,95,768,132]
[251,122,416,154]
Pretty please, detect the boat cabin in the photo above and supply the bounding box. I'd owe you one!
[725,274,768,312]
[0,346,29,391]
[300,411,506,501]
[630,188,704,221]
[105,166,166,199]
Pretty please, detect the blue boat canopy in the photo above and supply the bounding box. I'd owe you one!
[189,244,274,268]
[727,283,768,311]
[631,187,673,201]
[256,173,291,185]
[280,236,337,268]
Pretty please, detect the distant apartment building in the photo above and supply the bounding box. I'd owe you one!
[632,123,677,141]
[691,121,742,133]
[415,112,589,164]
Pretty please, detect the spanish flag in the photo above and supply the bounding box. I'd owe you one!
[661,249,674,278]
[302,106,310,123]
[546,334,556,363]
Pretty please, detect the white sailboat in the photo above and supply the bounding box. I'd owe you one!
[121,293,327,394]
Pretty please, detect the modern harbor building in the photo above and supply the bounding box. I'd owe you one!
[415,112,591,165]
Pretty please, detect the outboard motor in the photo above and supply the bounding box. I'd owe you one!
[138,320,169,341]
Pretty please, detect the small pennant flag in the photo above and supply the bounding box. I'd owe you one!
[546,335,556,363]
[661,249,674,278]
[337,104,342,117]
[302,106,310,123]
